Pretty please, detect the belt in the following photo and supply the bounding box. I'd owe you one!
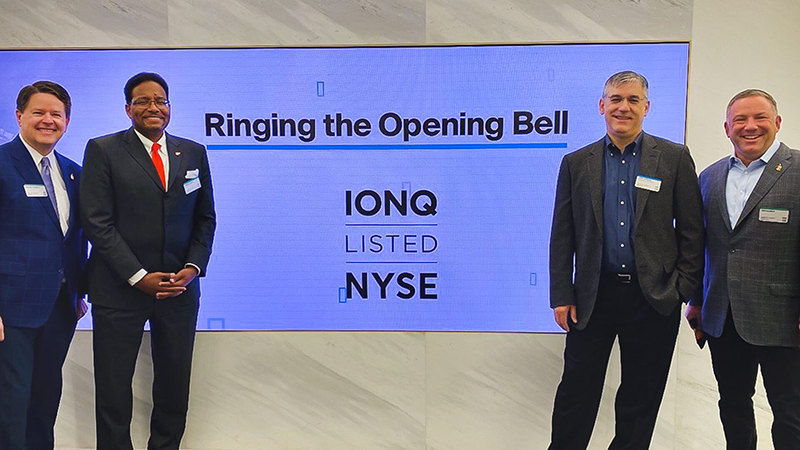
[600,272,638,284]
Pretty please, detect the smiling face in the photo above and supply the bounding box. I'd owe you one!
[16,92,69,155]
[725,95,781,166]
[126,80,170,141]
[599,81,650,148]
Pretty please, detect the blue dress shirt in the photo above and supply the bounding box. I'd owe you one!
[726,139,781,228]
[602,133,643,273]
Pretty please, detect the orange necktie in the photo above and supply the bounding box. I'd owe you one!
[151,142,166,189]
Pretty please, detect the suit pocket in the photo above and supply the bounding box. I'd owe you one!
[0,260,25,276]
[768,284,800,297]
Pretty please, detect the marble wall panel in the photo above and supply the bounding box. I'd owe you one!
[58,332,427,449]
[425,333,566,449]
[426,332,684,450]
[167,0,426,46]
[426,0,692,43]
[0,0,169,47]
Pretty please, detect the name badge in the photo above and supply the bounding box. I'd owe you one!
[635,175,662,192]
[759,208,789,223]
[24,184,48,197]
[185,169,199,179]
[183,177,201,195]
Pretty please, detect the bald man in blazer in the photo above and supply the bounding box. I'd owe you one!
[687,89,800,450]
[80,72,216,449]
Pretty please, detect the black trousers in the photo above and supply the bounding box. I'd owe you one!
[92,298,198,450]
[0,285,76,450]
[708,311,800,450]
[549,277,680,450]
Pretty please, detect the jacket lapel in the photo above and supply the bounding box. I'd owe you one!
[587,139,604,233]
[123,128,167,191]
[709,160,732,232]
[635,133,661,227]
[54,151,79,236]
[9,137,60,228]
[166,134,186,193]
[735,143,791,229]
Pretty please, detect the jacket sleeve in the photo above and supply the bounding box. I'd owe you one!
[549,155,577,308]
[672,146,705,302]
[80,139,145,282]
[184,145,216,276]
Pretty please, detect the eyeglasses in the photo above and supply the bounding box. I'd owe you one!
[130,98,170,108]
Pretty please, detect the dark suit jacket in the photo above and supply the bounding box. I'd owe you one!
[550,133,705,329]
[0,137,87,327]
[692,143,800,347]
[80,128,216,309]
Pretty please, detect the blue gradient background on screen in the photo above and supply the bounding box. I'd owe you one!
[0,43,689,331]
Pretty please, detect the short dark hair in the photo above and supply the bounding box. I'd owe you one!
[124,72,169,104]
[16,81,72,118]
[727,89,778,116]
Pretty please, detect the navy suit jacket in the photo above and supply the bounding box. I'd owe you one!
[0,136,87,328]
[549,133,705,329]
[80,128,216,310]
[692,143,800,347]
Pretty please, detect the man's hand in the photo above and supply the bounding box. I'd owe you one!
[685,304,704,341]
[0,314,4,342]
[135,272,187,299]
[554,305,577,332]
[155,267,199,300]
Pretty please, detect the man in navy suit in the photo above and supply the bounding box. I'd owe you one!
[81,72,216,449]
[0,81,88,449]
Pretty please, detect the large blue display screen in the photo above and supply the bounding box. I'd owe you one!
[0,43,689,331]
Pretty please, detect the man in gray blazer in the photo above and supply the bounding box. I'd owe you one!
[81,72,216,449]
[548,71,704,449]
[687,89,800,450]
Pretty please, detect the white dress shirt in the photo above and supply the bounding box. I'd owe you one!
[21,136,70,235]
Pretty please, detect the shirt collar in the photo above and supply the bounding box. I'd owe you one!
[133,129,167,154]
[729,139,781,169]
[604,132,644,155]
[19,135,56,169]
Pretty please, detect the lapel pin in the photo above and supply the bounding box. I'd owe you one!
[70,173,75,180]
[776,163,783,172]
[175,151,181,156]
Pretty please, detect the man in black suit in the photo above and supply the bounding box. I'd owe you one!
[687,89,800,449]
[548,71,704,449]
[0,81,88,449]
[80,72,216,449]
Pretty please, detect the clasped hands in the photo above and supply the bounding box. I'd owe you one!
[135,267,198,299]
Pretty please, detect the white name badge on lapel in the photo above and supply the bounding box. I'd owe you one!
[635,175,662,192]
[759,208,789,223]
[185,169,199,179]
[183,177,201,194]
[24,184,48,197]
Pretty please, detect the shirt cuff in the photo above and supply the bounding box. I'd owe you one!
[185,263,202,276]
[128,268,147,286]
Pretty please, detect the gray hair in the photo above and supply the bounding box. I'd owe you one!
[603,71,649,99]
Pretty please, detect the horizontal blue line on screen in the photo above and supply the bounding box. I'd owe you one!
[206,143,568,150]
[346,261,438,264]
[345,223,438,227]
